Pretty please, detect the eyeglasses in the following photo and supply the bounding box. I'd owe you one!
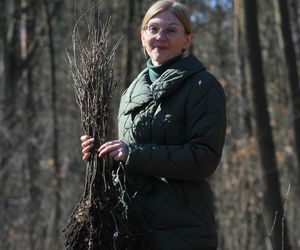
[144,25,184,39]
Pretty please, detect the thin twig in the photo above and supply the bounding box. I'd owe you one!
[64,2,138,250]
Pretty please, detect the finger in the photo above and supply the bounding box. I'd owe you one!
[115,152,127,162]
[109,150,120,160]
[98,143,124,158]
[80,135,91,142]
[98,146,112,158]
[98,140,120,152]
[81,138,94,148]
[82,143,94,154]
[98,142,121,155]
[82,152,91,161]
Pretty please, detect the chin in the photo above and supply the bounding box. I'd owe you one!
[152,55,170,65]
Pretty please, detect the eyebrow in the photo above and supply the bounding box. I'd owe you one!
[148,22,180,26]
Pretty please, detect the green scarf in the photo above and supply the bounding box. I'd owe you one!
[147,55,183,83]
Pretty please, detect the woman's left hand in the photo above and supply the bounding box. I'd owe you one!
[98,140,129,162]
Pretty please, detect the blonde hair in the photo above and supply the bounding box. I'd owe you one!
[141,0,192,34]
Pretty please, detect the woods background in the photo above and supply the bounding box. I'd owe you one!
[0,0,300,249]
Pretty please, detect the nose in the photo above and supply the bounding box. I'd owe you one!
[155,30,167,39]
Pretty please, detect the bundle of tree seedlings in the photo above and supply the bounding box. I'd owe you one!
[64,6,134,250]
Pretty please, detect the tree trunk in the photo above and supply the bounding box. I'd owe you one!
[20,0,40,248]
[289,0,300,60]
[1,0,18,123]
[277,0,300,190]
[215,1,226,71]
[44,0,61,248]
[243,1,291,250]
[0,0,21,244]
[125,0,135,87]
[0,0,19,166]
[233,0,252,137]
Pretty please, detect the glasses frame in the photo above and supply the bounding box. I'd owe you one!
[144,25,186,39]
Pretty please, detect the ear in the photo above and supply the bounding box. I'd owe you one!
[183,33,193,50]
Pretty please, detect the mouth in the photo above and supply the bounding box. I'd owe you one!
[153,45,168,50]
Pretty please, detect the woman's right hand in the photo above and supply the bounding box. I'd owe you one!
[80,135,95,161]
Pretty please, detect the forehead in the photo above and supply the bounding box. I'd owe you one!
[148,10,181,26]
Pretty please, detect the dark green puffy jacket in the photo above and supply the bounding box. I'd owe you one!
[118,55,226,250]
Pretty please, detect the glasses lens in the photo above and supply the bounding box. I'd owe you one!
[145,26,178,38]
[146,26,159,37]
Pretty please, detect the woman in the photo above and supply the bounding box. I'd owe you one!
[81,1,226,249]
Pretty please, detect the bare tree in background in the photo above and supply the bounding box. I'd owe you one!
[243,0,291,249]
[276,0,300,190]
[289,0,300,59]
[124,0,136,88]
[43,0,62,248]
[19,1,43,248]
[233,0,252,137]
[0,0,18,176]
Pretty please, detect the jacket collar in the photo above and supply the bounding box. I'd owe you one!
[123,55,205,115]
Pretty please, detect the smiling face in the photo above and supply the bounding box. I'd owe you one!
[141,10,193,66]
